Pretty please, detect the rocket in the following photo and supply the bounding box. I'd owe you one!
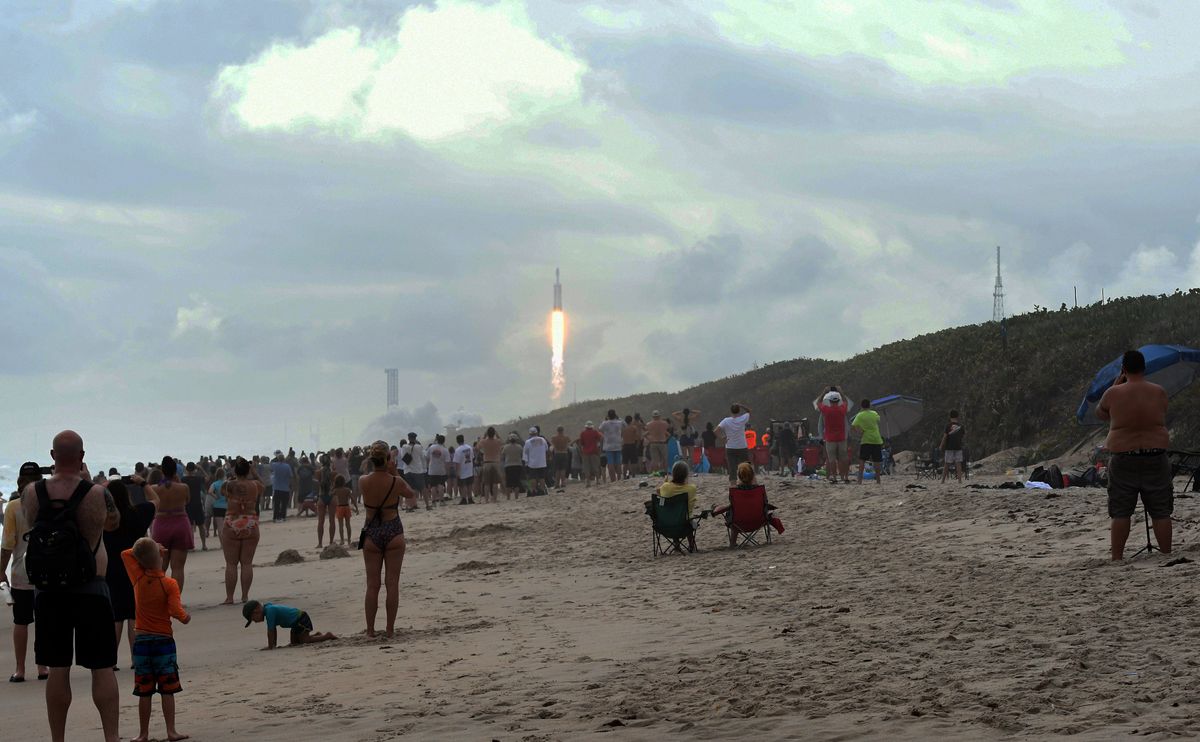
[553,267,562,311]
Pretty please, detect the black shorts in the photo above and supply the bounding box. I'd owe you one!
[427,474,447,487]
[212,507,227,518]
[11,588,34,626]
[529,467,547,483]
[458,476,474,487]
[290,612,314,644]
[35,584,118,669]
[187,504,205,526]
[1108,452,1173,520]
[553,452,570,474]
[505,466,524,489]
[859,443,883,463]
[404,473,426,492]
[622,444,638,462]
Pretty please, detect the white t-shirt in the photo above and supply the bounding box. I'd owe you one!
[717,413,751,450]
[404,442,427,474]
[598,419,625,452]
[522,436,549,468]
[453,444,475,479]
[426,444,448,476]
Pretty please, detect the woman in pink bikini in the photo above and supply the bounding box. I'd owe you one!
[221,457,264,605]
[141,456,194,593]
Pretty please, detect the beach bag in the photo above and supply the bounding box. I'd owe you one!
[697,452,711,474]
[1047,465,1064,489]
[24,480,98,590]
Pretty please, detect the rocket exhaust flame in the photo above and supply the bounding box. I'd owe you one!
[551,310,565,400]
[551,268,565,399]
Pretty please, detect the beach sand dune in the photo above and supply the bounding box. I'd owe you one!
[2,473,1198,740]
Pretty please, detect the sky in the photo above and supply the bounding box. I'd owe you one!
[2,0,1200,463]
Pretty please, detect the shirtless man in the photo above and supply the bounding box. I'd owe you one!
[550,427,572,491]
[22,431,121,742]
[1096,350,1172,560]
[644,411,670,473]
[619,416,640,479]
[477,427,504,504]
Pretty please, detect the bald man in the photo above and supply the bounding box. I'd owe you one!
[1097,350,1172,560]
[22,430,121,742]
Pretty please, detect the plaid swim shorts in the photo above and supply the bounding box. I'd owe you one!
[133,634,182,696]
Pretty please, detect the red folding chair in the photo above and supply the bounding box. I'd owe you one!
[725,485,772,548]
[706,447,726,472]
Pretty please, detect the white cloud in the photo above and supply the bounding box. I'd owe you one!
[709,0,1133,85]
[580,6,643,30]
[173,299,222,338]
[214,0,586,142]
[0,96,38,150]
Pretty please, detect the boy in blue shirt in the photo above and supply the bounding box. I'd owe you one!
[243,600,336,649]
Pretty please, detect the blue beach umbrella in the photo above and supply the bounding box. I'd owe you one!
[1076,344,1200,425]
[870,395,925,438]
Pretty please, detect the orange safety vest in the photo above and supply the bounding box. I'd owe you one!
[745,430,757,449]
[761,432,771,449]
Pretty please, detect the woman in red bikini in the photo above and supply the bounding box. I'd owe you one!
[141,457,193,593]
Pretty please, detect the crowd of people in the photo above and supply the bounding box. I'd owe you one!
[0,351,1180,740]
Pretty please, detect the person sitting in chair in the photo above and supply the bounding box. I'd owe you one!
[716,463,782,546]
[656,460,699,551]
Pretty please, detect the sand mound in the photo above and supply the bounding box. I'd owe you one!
[446,560,504,573]
[447,523,514,539]
[275,549,304,565]
[972,446,1033,475]
[320,544,351,560]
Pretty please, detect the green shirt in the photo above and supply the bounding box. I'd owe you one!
[851,410,884,445]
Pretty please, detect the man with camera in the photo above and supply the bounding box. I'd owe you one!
[1096,349,1172,560]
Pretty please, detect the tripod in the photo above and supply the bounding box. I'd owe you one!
[1130,503,1158,558]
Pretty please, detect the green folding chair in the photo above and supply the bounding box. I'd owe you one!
[646,493,698,556]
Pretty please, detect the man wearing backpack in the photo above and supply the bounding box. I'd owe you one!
[21,430,122,742]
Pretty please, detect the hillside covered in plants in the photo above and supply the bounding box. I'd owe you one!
[488,291,1200,460]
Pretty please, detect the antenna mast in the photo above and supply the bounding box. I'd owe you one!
[992,246,1005,323]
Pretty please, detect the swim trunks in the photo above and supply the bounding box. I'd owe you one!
[133,634,181,696]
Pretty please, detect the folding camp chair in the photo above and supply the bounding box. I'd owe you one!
[646,493,698,556]
[914,449,941,479]
[724,485,772,548]
[1169,450,1200,493]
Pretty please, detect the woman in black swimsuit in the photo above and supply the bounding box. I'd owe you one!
[316,454,335,548]
[359,441,414,638]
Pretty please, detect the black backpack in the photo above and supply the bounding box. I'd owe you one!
[24,479,99,590]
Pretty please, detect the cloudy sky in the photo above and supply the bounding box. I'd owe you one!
[3,0,1200,462]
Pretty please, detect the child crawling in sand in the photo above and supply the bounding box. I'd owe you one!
[243,600,336,649]
[122,538,191,742]
[332,475,353,545]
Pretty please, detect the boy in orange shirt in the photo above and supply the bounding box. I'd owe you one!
[122,537,191,742]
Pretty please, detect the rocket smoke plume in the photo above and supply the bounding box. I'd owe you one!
[551,309,565,399]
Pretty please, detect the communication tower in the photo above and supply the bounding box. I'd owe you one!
[992,246,1005,323]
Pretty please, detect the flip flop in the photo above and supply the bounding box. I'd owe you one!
[8,674,24,683]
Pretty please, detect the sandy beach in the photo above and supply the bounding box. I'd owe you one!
[3,472,1198,741]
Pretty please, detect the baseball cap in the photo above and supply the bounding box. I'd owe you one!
[529,426,538,435]
[652,410,661,417]
[243,600,262,627]
[273,450,283,456]
[19,462,43,480]
[585,421,594,427]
